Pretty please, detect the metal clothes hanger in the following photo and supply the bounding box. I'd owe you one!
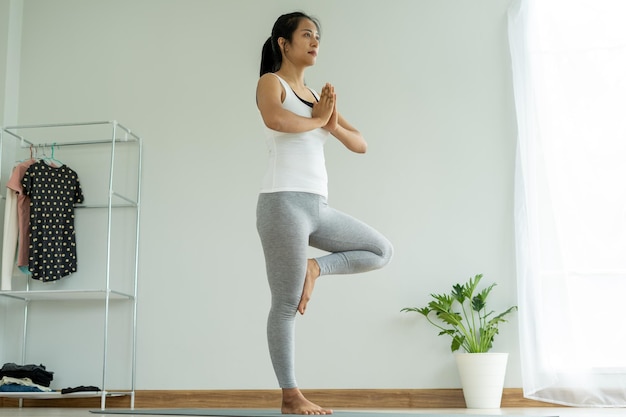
[17,145,36,163]
[41,143,64,166]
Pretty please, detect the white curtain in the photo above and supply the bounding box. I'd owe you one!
[508,0,626,407]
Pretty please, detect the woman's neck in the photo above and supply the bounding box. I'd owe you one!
[276,66,306,89]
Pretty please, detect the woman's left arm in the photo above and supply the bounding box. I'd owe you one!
[325,111,368,154]
[321,86,367,154]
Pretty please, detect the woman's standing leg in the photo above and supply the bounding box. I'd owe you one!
[256,192,332,414]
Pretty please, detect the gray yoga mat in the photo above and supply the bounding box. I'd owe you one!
[90,409,559,417]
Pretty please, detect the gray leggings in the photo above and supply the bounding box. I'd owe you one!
[256,192,393,388]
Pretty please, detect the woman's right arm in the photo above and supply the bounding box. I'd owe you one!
[256,74,333,133]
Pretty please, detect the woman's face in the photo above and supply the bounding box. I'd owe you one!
[282,18,320,67]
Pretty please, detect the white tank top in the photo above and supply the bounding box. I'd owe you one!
[260,73,330,198]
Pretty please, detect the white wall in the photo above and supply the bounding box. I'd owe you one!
[0,0,9,126]
[0,0,8,366]
[0,0,22,366]
[0,0,20,125]
[0,0,519,391]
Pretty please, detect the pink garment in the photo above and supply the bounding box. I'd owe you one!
[6,159,37,267]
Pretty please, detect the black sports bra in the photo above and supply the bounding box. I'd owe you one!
[292,88,318,108]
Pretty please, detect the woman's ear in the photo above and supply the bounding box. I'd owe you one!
[278,37,287,54]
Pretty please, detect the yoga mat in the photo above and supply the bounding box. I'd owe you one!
[90,409,559,417]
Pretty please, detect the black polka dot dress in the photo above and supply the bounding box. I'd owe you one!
[21,160,84,282]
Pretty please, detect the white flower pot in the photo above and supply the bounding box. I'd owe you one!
[455,352,508,409]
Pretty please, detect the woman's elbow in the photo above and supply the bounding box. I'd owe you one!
[353,141,368,154]
[262,116,283,132]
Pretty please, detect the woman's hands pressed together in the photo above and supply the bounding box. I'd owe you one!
[315,83,367,153]
[312,83,336,130]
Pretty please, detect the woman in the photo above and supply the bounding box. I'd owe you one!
[256,12,393,415]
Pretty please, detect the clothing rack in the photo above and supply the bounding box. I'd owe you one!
[2,120,140,146]
[0,121,142,409]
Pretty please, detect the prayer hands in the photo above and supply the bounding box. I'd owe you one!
[312,83,337,129]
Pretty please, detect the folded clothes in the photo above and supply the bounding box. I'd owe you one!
[61,385,100,394]
[0,376,53,392]
[0,384,44,392]
[0,363,53,387]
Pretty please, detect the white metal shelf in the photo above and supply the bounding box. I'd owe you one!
[0,390,130,399]
[0,121,142,409]
[0,289,134,302]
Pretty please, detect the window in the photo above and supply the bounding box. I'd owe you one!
[509,0,626,406]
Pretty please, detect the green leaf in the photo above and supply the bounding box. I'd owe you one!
[451,284,465,303]
[436,311,463,327]
[430,294,454,311]
[487,306,518,326]
[471,294,486,312]
[472,283,495,312]
[400,306,432,317]
[451,335,465,352]
[464,274,483,299]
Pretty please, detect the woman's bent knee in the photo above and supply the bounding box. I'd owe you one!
[380,239,394,268]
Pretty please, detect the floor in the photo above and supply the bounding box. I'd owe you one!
[0,408,625,417]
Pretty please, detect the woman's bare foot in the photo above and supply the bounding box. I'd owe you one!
[297,259,320,315]
[282,387,333,415]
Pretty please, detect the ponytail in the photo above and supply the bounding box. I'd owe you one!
[260,36,280,77]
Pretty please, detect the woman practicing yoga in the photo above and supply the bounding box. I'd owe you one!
[256,11,393,415]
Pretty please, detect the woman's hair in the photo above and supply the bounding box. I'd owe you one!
[259,12,321,77]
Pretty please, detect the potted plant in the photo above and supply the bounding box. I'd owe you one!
[401,273,517,408]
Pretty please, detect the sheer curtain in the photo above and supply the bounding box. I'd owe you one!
[508,0,626,407]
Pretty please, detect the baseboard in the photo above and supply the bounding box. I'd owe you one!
[0,388,557,409]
